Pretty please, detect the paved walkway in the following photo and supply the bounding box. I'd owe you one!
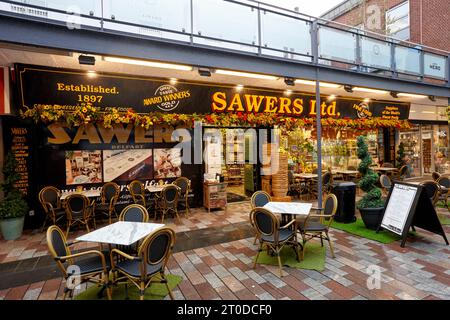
[0,201,449,300]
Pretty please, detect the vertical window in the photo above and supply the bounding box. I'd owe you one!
[386,1,410,40]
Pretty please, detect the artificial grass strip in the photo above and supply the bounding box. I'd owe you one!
[254,242,326,271]
[438,214,450,225]
[331,219,404,244]
[75,274,182,300]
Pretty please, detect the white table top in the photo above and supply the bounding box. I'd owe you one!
[76,221,165,246]
[294,173,318,179]
[335,170,359,175]
[263,202,312,216]
[374,167,398,172]
[61,189,101,200]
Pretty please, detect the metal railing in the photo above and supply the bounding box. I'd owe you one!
[0,0,448,85]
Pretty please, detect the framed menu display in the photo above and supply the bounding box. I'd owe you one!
[379,182,449,247]
[381,184,418,235]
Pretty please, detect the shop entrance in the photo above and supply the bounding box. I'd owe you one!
[203,126,261,203]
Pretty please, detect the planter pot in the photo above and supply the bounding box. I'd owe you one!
[0,216,25,240]
[359,207,384,230]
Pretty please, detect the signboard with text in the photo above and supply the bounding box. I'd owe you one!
[379,182,449,247]
[15,64,410,120]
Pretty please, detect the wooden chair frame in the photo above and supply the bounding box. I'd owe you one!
[298,194,337,260]
[154,185,181,223]
[39,186,65,231]
[110,228,176,300]
[46,225,111,300]
[65,194,95,237]
[173,177,191,215]
[96,182,120,224]
[251,207,301,277]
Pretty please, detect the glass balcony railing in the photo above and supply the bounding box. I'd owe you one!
[1,0,448,84]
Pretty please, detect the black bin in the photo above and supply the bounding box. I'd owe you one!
[332,182,357,223]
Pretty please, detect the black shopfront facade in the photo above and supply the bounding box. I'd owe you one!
[4,64,410,229]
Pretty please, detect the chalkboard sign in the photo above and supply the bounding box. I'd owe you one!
[378,182,449,247]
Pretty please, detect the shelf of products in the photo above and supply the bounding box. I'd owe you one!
[203,182,227,213]
[222,130,245,185]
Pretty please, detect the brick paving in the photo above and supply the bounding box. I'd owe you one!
[0,201,449,300]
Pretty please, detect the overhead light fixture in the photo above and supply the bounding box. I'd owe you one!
[294,79,340,88]
[353,87,389,94]
[235,84,244,91]
[103,56,193,71]
[215,69,278,80]
[284,77,295,86]
[344,85,353,93]
[198,67,212,77]
[169,78,178,85]
[285,90,293,96]
[328,95,336,101]
[86,70,97,78]
[397,93,428,99]
[421,111,436,114]
[363,98,371,103]
[79,55,96,65]
[390,91,399,98]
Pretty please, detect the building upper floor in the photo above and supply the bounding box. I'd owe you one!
[0,0,449,98]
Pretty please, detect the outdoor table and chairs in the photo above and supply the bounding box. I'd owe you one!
[250,207,302,277]
[75,220,169,300]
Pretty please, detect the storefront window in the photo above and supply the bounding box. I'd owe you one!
[434,125,450,174]
[399,125,421,177]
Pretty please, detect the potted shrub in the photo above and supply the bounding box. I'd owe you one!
[356,136,385,230]
[0,152,28,240]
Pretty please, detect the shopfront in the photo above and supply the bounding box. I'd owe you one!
[5,64,411,227]
[398,104,450,177]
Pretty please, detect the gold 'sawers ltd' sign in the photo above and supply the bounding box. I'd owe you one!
[16,64,410,120]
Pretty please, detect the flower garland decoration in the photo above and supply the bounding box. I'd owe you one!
[20,104,412,130]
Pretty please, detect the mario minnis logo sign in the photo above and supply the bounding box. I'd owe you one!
[353,102,372,119]
[143,84,191,111]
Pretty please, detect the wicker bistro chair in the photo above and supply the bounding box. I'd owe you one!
[119,204,149,223]
[39,186,66,231]
[112,204,150,256]
[110,227,176,300]
[432,171,442,181]
[173,177,191,215]
[436,176,450,209]
[251,207,301,277]
[128,180,152,210]
[420,180,440,207]
[297,194,338,260]
[379,174,392,196]
[95,182,120,224]
[250,191,271,209]
[65,194,95,236]
[394,165,408,181]
[249,191,272,244]
[309,171,333,199]
[47,225,111,300]
[288,170,300,198]
[154,184,181,223]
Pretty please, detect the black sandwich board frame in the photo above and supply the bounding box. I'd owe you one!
[377,182,449,248]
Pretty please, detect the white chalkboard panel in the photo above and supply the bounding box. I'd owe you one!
[381,184,418,235]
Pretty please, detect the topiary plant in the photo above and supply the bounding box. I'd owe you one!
[356,136,384,209]
[396,142,406,169]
